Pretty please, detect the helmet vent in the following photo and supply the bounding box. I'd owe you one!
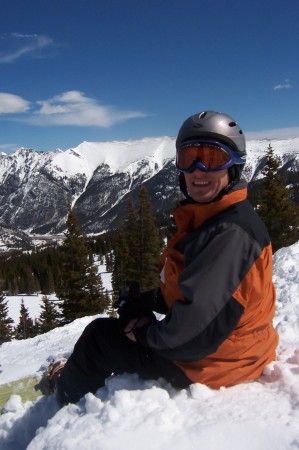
[228,121,237,127]
[198,111,207,119]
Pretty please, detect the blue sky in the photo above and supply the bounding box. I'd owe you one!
[1,0,299,153]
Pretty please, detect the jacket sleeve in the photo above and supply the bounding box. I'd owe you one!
[134,221,262,361]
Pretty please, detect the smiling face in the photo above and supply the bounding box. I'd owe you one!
[184,167,230,203]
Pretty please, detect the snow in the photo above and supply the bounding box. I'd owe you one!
[1,245,299,449]
[7,295,46,326]
[35,136,176,185]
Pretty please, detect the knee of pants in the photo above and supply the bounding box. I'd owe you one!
[55,355,106,405]
[72,317,117,356]
[78,317,118,343]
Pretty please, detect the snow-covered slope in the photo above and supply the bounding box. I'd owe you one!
[244,136,299,180]
[0,242,299,449]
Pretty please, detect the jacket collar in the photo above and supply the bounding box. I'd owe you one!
[172,183,248,236]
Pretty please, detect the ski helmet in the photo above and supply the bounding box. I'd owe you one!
[176,111,246,157]
[176,111,246,200]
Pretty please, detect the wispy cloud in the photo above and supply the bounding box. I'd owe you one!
[0,33,54,63]
[0,93,30,114]
[273,79,292,91]
[0,143,19,154]
[0,90,146,127]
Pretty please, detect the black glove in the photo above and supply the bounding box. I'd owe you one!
[114,282,161,328]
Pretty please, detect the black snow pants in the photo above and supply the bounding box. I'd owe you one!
[55,317,191,405]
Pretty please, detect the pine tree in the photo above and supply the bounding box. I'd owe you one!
[19,265,40,294]
[42,269,55,295]
[105,251,114,273]
[257,144,299,252]
[0,291,14,344]
[36,296,62,333]
[136,184,162,290]
[126,197,140,283]
[14,299,37,340]
[112,186,162,295]
[56,209,108,324]
[111,226,130,297]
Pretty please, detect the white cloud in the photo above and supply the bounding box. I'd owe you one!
[27,90,146,127]
[0,90,146,127]
[246,127,299,140]
[273,79,292,91]
[0,33,54,63]
[0,93,30,114]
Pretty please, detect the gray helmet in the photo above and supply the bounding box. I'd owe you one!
[176,111,246,158]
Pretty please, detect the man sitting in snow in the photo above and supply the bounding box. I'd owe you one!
[48,111,279,405]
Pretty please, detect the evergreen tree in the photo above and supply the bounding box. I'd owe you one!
[56,209,108,324]
[14,299,37,340]
[42,269,55,295]
[112,186,162,295]
[19,264,40,294]
[85,257,108,316]
[257,144,299,252]
[105,251,114,273]
[136,184,162,290]
[104,289,116,317]
[0,291,14,344]
[126,196,140,283]
[36,296,62,333]
[111,227,130,297]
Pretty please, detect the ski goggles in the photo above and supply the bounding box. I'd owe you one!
[176,140,245,172]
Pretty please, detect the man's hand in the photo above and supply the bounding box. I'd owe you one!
[124,316,152,342]
[114,282,157,329]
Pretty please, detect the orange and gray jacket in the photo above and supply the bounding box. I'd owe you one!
[134,182,279,388]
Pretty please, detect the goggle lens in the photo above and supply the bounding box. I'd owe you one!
[176,142,234,172]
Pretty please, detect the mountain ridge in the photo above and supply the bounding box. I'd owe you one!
[1,136,299,250]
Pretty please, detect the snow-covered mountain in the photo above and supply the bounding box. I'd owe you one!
[1,136,299,244]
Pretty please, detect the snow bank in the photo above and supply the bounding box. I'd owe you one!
[0,243,299,449]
